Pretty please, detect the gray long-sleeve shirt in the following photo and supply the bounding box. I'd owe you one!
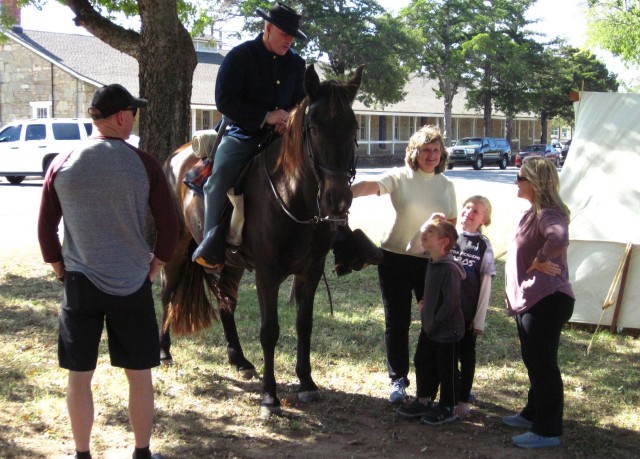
[38,137,178,295]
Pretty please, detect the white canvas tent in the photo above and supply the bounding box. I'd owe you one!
[560,91,640,330]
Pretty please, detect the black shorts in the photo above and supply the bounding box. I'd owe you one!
[58,271,160,371]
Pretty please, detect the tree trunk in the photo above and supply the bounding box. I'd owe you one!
[441,78,458,147]
[505,115,513,144]
[63,0,197,164]
[483,91,492,137]
[443,95,453,147]
[540,111,548,144]
[139,0,197,163]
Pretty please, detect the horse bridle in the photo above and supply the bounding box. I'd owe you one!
[264,113,356,226]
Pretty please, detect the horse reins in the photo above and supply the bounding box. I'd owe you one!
[264,112,356,226]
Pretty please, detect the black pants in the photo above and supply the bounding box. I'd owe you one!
[377,250,428,383]
[516,292,574,437]
[456,320,476,403]
[414,330,458,408]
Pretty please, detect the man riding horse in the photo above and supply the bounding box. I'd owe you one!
[192,1,381,275]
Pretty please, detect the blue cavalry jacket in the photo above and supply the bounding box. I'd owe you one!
[215,33,306,138]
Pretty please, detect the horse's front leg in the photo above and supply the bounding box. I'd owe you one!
[293,266,322,403]
[255,273,282,418]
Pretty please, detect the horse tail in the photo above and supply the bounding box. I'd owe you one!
[162,240,220,335]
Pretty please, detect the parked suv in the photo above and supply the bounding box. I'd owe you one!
[0,118,93,184]
[447,137,512,170]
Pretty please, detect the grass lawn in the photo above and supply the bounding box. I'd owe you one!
[1,239,639,457]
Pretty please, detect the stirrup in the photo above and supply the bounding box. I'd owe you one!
[194,256,224,271]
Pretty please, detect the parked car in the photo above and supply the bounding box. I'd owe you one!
[515,144,560,167]
[0,118,93,184]
[447,137,512,170]
[560,139,572,166]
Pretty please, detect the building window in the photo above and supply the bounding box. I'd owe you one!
[30,101,52,118]
[203,111,211,130]
[358,115,367,141]
[394,119,399,140]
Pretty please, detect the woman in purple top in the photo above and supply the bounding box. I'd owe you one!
[503,156,575,449]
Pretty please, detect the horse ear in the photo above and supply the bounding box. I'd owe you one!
[304,64,321,97]
[346,65,365,102]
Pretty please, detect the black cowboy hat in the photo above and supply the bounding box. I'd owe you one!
[256,2,307,40]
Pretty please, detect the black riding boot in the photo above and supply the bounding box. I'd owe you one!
[192,217,229,270]
[332,225,384,276]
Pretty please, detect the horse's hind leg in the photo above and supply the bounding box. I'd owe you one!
[210,260,257,379]
[159,233,193,363]
[220,307,256,379]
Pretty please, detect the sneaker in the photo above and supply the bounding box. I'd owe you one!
[420,406,458,426]
[502,413,533,429]
[512,431,560,449]
[389,379,407,404]
[397,399,433,418]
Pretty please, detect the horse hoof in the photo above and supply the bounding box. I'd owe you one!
[159,351,173,365]
[240,368,259,380]
[298,390,320,403]
[259,404,282,420]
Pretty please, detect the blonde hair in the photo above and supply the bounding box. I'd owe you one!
[425,219,459,253]
[405,125,448,174]
[520,156,570,218]
[463,195,492,230]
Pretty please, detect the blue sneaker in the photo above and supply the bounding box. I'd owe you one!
[512,431,560,449]
[502,413,533,429]
[389,379,407,404]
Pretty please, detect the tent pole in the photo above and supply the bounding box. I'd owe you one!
[609,243,633,333]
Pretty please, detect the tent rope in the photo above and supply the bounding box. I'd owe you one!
[586,242,633,355]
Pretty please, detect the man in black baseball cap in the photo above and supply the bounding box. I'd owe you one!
[39,81,176,459]
[88,83,148,120]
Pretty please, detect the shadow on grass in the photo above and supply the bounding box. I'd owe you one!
[0,273,59,334]
[152,366,640,458]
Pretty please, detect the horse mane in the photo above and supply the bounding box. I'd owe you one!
[275,78,355,181]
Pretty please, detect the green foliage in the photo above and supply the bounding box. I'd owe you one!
[237,0,417,107]
[462,0,539,128]
[400,0,484,143]
[586,0,640,65]
[532,44,618,123]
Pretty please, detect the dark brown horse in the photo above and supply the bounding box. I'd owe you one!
[160,64,363,417]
